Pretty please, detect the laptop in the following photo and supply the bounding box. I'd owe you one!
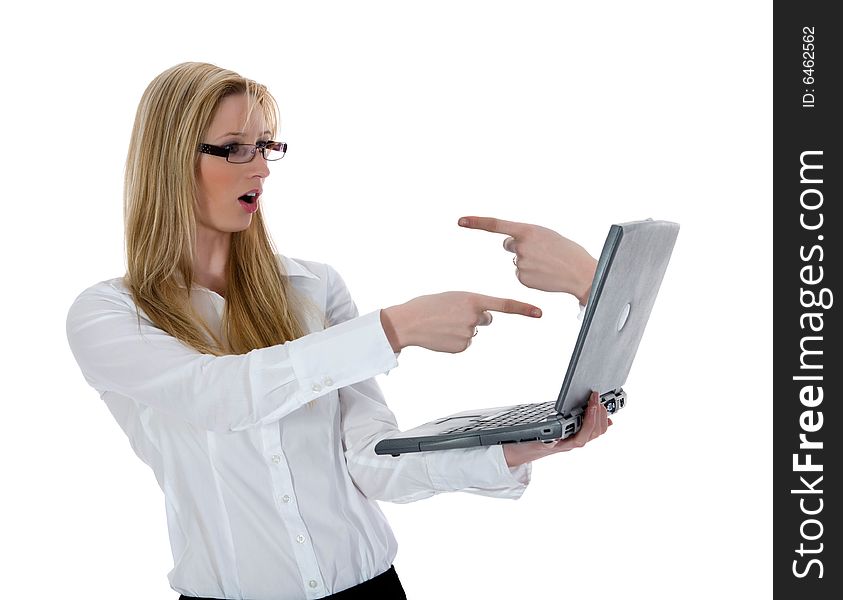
[374,218,679,456]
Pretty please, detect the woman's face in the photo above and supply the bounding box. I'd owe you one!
[196,93,271,236]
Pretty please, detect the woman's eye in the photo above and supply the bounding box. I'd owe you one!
[228,144,250,157]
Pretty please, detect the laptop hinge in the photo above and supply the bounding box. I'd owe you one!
[600,388,627,414]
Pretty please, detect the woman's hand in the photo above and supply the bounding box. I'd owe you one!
[380,292,542,353]
[458,216,598,304]
[503,391,612,467]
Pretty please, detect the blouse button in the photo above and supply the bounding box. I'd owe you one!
[271,454,282,464]
[323,377,333,386]
[311,383,322,393]
[281,494,291,503]
[308,580,318,588]
[296,534,305,544]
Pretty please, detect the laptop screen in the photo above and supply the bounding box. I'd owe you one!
[555,219,679,417]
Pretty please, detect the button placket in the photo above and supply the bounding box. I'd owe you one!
[260,425,324,597]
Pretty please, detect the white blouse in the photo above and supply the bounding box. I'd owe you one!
[65,255,530,600]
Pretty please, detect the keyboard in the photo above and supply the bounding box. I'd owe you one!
[441,401,558,434]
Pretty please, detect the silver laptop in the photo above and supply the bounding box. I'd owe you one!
[374,218,679,456]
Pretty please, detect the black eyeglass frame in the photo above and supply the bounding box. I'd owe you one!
[197,140,288,163]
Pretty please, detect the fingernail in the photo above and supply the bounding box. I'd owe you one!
[532,308,542,317]
[458,218,468,226]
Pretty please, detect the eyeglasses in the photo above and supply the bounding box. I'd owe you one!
[197,140,287,163]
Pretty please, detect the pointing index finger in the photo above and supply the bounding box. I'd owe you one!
[475,293,542,318]
[458,216,528,237]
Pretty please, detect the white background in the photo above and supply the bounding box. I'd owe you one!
[1,1,771,598]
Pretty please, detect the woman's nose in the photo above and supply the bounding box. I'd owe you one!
[250,154,271,178]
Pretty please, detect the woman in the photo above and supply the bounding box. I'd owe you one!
[66,62,609,600]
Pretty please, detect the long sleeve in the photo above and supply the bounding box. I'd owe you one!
[327,265,531,503]
[65,280,398,432]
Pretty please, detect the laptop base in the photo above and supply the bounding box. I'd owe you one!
[375,389,626,456]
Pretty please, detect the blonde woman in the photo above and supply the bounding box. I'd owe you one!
[66,62,609,600]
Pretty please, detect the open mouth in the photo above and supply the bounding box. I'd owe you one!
[238,191,260,213]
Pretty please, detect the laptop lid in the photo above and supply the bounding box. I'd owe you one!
[555,219,679,417]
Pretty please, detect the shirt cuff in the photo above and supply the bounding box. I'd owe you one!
[424,444,531,500]
[269,310,399,406]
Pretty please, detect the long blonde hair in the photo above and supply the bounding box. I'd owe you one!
[124,61,307,355]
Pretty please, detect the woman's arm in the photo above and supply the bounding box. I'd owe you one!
[340,379,530,503]
[66,261,541,434]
